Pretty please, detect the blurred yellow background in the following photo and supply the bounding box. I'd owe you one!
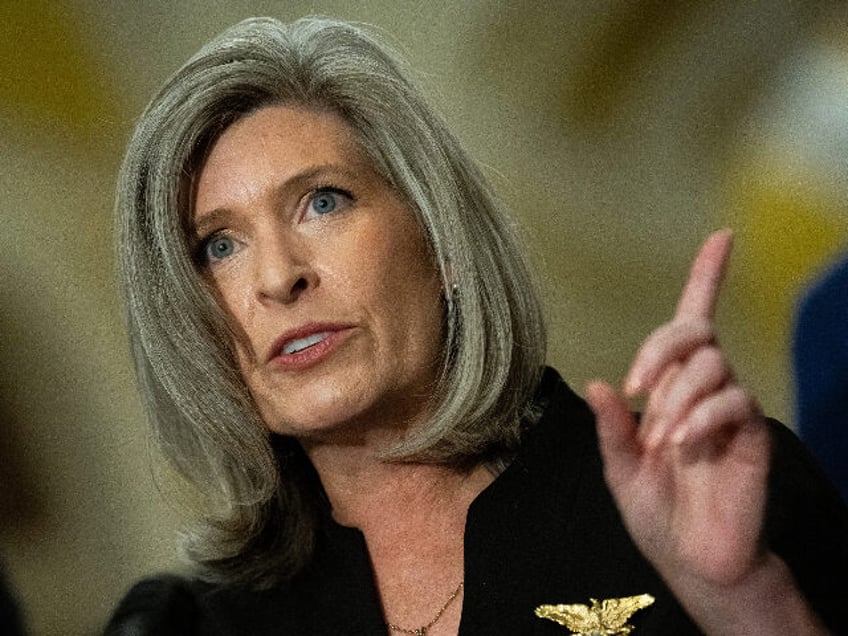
[1,1,846,633]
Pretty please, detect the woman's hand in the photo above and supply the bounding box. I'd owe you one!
[585,230,826,634]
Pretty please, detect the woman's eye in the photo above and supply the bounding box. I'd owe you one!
[305,188,352,218]
[204,235,236,262]
[310,191,339,215]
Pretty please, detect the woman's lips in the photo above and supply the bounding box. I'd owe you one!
[267,324,354,371]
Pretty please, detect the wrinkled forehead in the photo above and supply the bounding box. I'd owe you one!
[178,101,400,233]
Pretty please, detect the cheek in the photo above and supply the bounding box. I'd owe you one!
[330,215,443,350]
[206,264,261,359]
[233,340,254,376]
[379,238,444,351]
[364,227,440,311]
[209,263,252,316]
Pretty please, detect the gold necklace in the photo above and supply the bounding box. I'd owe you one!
[386,581,464,636]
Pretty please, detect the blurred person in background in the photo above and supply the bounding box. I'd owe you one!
[793,253,848,504]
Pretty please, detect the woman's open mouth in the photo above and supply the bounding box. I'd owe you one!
[268,324,354,371]
[282,332,331,355]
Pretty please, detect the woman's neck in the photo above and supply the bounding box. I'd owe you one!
[302,439,494,636]
[303,438,492,530]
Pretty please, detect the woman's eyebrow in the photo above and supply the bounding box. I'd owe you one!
[191,206,231,237]
[275,163,362,192]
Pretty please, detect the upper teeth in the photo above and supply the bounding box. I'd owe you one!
[283,332,330,355]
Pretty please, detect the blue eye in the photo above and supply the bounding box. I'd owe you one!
[310,191,338,215]
[204,235,235,262]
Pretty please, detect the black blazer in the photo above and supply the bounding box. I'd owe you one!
[105,368,848,635]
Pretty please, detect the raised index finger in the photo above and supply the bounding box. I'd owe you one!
[675,229,734,320]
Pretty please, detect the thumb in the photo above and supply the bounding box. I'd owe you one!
[585,380,641,490]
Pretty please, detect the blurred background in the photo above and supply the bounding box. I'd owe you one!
[1,1,847,633]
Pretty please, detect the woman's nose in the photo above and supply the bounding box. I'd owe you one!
[254,233,317,305]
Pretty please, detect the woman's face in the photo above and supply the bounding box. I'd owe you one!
[191,106,445,441]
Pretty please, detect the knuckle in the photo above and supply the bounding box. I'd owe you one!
[686,403,712,433]
[678,317,714,338]
[725,385,749,407]
[691,344,721,367]
[722,385,757,422]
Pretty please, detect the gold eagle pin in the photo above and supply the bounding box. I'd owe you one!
[534,593,655,635]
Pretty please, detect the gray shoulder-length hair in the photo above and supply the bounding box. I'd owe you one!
[117,16,547,586]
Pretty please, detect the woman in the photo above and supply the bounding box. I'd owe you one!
[106,16,847,635]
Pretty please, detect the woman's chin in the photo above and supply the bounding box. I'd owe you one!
[262,403,411,449]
